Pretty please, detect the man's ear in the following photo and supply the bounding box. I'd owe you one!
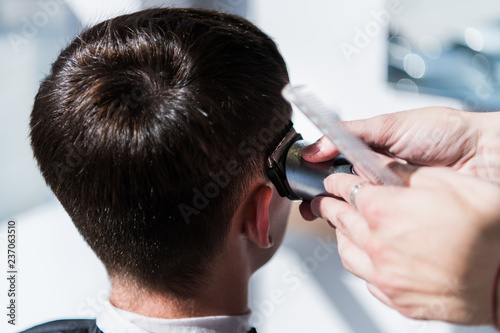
[243,185,274,249]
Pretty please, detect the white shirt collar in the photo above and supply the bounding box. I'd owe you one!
[96,300,252,333]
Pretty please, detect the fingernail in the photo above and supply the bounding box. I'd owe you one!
[310,199,320,217]
[301,140,322,156]
[323,174,338,194]
[323,177,332,193]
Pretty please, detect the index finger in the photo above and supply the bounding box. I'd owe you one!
[323,172,369,205]
[324,172,403,229]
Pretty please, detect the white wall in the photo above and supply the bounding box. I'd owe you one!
[248,0,461,143]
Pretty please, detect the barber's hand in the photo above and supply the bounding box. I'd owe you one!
[301,107,500,183]
[311,167,500,325]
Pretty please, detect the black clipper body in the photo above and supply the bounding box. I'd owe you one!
[266,125,355,201]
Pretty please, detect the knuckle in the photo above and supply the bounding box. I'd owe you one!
[336,232,347,251]
[337,238,351,262]
[333,207,350,230]
[339,252,352,272]
[395,305,422,320]
[364,238,385,260]
[396,303,437,321]
[361,200,384,229]
[379,282,400,300]
[373,273,403,300]
[375,114,392,128]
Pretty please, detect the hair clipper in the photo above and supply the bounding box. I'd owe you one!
[266,124,356,201]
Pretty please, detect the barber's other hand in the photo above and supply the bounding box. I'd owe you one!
[302,107,500,183]
[311,167,500,325]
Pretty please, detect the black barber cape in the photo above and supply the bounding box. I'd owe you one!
[21,319,102,333]
[21,319,258,333]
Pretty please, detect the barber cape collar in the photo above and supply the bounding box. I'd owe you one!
[95,299,256,333]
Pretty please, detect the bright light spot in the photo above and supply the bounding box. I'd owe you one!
[396,78,419,94]
[388,36,411,60]
[403,54,426,79]
[465,28,484,51]
[420,36,442,59]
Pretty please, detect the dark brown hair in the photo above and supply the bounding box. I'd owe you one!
[30,7,291,297]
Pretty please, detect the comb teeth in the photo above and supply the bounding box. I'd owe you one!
[283,85,341,123]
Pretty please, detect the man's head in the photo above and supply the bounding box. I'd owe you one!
[30,8,291,298]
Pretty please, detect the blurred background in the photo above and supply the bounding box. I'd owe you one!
[0,0,498,332]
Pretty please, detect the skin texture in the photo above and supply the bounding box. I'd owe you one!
[299,107,500,325]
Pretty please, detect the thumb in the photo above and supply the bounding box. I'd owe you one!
[302,115,396,163]
[301,136,341,162]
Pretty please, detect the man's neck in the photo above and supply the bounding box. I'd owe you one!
[109,241,251,319]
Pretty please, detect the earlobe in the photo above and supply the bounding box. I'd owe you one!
[245,185,274,249]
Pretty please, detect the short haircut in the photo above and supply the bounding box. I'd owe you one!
[30,8,291,297]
